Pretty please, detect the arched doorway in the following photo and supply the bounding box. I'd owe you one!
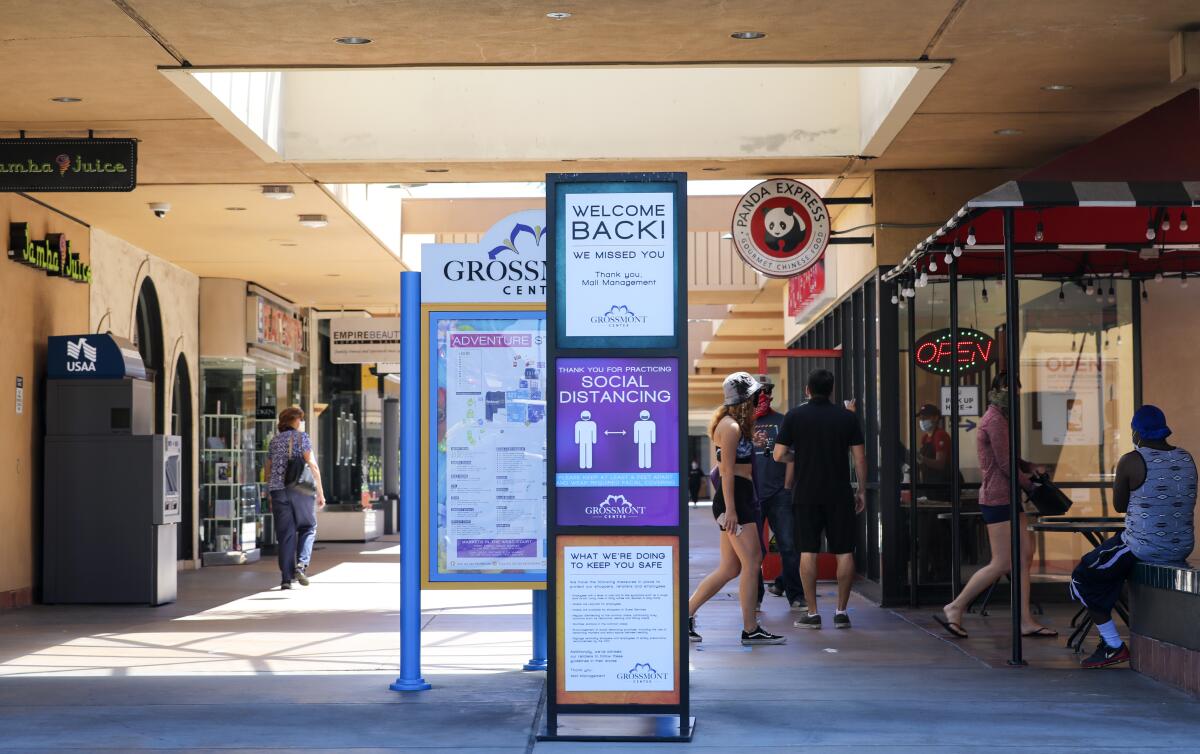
[171,355,195,561]
[134,277,165,433]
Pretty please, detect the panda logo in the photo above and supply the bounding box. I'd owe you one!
[759,205,807,253]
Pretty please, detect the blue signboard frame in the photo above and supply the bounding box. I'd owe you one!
[424,308,548,586]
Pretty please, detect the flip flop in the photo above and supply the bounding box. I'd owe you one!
[1022,627,1059,638]
[933,615,969,639]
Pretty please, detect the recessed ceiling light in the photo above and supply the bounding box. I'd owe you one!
[261,185,294,200]
[546,12,572,20]
[335,36,372,45]
[730,31,766,40]
[280,242,298,247]
[225,206,247,211]
[994,128,1024,136]
[298,214,328,229]
[702,167,725,172]
[425,168,450,173]
[1041,84,1073,92]
[50,96,82,103]
[325,273,342,277]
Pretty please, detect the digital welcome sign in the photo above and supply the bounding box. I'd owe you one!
[914,327,995,376]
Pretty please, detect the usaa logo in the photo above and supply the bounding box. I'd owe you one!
[65,338,98,372]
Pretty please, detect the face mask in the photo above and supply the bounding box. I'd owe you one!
[919,420,934,432]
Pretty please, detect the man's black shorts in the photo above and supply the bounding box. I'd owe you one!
[795,500,855,554]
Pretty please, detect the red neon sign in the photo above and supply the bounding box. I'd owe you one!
[913,328,994,375]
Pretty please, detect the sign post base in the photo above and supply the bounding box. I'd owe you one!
[538,714,695,743]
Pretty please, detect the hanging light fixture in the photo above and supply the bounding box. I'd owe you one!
[1034,221,1045,242]
[1058,282,1065,306]
[1084,278,1095,295]
[966,226,977,246]
[980,283,989,302]
[1181,211,1190,232]
[1161,211,1171,232]
[929,260,938,272]
[1107,278,1116,304]
[952,241,963,258]
[944,252,954,265]
[1146,218,1157,241]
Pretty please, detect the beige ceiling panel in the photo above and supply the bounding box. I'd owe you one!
[134,0,954,66]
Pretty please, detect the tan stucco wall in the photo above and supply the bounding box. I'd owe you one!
[0,195,91,598]
[1140,282,1200,545]
[873,169,1018,267]
[88,227,201,564]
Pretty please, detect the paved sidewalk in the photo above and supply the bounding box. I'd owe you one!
[1,510,1197,752]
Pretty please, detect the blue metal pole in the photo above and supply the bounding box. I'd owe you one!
[391,271,431,692]
[523,589,548,671]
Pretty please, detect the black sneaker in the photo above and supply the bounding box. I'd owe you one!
[741,625,786,645]
[688,616,702,643]
[767,583,785,597]
[280,581,292,591]
[295,566,310,587]
[794,613,822,629]
[834,612,851,629]
[1081,640,1130,669]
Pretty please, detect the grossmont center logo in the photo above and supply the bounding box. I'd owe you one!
[583,494,646,520]
[590,304,647,329]
[616,661,669,684]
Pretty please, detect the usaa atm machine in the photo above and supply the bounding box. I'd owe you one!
[43,333,181,606]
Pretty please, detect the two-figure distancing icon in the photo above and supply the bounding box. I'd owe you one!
[573,409,658,469]
[574,410,598,468]
[633,410,657,468]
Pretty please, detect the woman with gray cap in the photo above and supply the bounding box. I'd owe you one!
[686,371,786,646]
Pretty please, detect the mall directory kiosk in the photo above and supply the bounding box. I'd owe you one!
[43,333,181,606]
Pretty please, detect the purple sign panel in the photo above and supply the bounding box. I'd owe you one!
[555,357,679,526]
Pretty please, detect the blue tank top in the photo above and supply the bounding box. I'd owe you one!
[1122,446,1197,564]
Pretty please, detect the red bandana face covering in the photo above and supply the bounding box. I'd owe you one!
[754,391,772,419]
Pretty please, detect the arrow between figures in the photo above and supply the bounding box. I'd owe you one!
[959,420,977,433]
[603,430,627,436]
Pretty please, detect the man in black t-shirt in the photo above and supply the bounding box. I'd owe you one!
[774,368,867,630]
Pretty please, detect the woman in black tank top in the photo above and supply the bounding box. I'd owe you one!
[686,372,786,646]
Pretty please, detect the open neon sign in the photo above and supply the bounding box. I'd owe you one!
[914,328,994,376]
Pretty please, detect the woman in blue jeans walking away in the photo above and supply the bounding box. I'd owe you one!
[264,407,326,590]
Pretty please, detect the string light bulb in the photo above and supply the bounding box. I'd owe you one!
[1181,211,1189,232]
[981,283,989,303]
[966,226,977,246]
[1154,271,1164,284]
[1084,278,1095,295]
[1161,213,1171,232]
[1141,286,1148,301]
[891,294,899,305]
[1146,219,1156,241]
[1034,221,1045,242]
[1058,282,1065,306]
[952,242,963,258]
[1107,280,1116,304]
[944,252,954,265]
[929,260,938,272]
[1182,271,1189,289]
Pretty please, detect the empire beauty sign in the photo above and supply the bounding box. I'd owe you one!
[0,138,137,192]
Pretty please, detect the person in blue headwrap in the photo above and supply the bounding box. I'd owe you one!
[1070,405,1196,668]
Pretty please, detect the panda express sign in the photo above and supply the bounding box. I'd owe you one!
[8,222,92,284]
[731,179,830,278]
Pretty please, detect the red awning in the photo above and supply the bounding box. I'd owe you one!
[884,88,1200,282]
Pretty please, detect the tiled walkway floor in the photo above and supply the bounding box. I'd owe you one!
[0,510,1196,752]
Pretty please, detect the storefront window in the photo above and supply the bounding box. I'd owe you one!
[898,278,1136,594]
